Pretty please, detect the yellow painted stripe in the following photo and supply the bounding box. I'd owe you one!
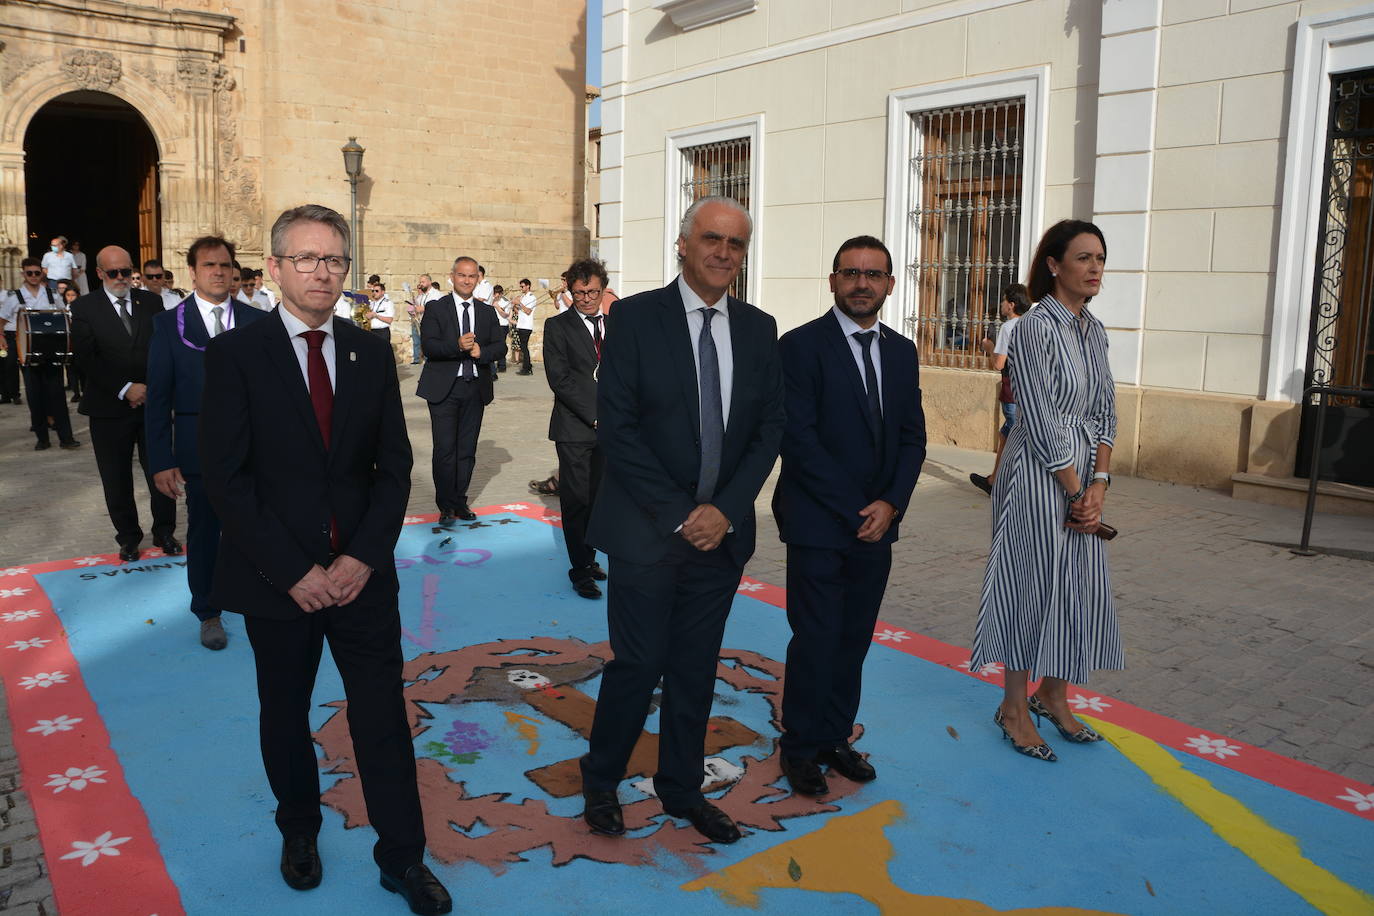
[1089,716,1374,916]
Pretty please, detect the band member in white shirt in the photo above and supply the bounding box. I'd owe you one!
[490,284,511,374]
[5,257,80,448]
[515,278,536,375]
[365,276,395,348]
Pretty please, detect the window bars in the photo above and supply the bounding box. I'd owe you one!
[681,137,751,301]
[904,98,1025,369]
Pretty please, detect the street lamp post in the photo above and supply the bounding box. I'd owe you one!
[341,137,365,291]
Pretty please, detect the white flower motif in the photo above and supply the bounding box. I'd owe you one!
[541,515,562,522]
[1,610,41,622]
[143,548,164,558]
[59,831,130,866]
[27,715,83,736]
[8,637,51,651]
[0,567,29,576]
[1185,735,1241,759]
[73,557,104,567]
[957,660,1004,677]
[18,671,68,689]
[736,582,764,592]
[1336,788,1374,812]
[403,516,426,524]
[0,587,32,599]
[1068,694,1112,713]
[46,765,108,793]
[500,503,529,511]
[874,628,911,642]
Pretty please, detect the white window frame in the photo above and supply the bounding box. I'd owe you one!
[1270,4,1374,403]
[662,116,764,303]
[882,67,1049,334]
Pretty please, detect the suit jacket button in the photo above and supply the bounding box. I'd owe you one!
[320,524,329,534]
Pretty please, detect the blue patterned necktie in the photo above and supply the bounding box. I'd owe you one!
[695,307,723,503]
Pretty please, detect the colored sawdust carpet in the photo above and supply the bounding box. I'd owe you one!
[1,507,1371,915]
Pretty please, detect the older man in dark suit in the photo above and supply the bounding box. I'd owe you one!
[146,234,265,651]
[415,256,506,523]
[772,235,926,797]
[542,257,611,599]
[70,245,178,562]
[199,204,450,914]
[579,197,785,845]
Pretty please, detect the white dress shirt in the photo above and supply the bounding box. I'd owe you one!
[41,250,75,280]
[578,308,605,345]
[193,292,235,338]
[160,288,182,310]
[279,305,336,393]
[832,305,883,411]
[516,292,536,330]
[473,280,493,304]
[1,285,57,330]
[368,294,394,329]
[492,296,510,328]
[678,274,733,429]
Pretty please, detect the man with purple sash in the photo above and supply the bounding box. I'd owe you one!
[146,235,265,650]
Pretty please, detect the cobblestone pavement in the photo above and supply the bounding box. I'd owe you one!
[2,365,1373,912]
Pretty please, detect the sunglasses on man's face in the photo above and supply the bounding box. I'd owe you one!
[144,272,165,280]
[22,270,42,277]
[104,268,134,278]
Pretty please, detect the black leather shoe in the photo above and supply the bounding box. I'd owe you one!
[280,834,322,890]
[582,789,625,836]
[817,744,876,782]
[380,863,451,915]
[118,543,141,563]
[456,505,477,521]
[663,801,741,844]
[588,562,607,581]
[969,472,993,495]
[438,511,456,526]
[34,440,51,451]
[59,439,82,449]
[153,535,183,556]
[780,755,828,796]
[572,578,602,599]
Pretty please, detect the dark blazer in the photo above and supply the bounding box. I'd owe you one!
[199,309,413,620]
[543,306,600,443]
[773,311,927,549]
[146,297,265,477]
[416,294,507,405]
[70,287,163,418]
[586,281,785,567]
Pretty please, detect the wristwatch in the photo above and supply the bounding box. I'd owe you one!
[1092,472,1111,488]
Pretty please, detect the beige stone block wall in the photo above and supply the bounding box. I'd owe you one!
[1244,400,1302,478]
[918,368,1000,453]
[1135,389,1255,487]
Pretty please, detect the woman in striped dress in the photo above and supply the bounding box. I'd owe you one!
[971,219,1123,762]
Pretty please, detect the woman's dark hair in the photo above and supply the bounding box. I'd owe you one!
[1026,219,1106,303]
[1002,283,1031,315]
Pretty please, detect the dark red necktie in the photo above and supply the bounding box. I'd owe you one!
[302,330,338,550]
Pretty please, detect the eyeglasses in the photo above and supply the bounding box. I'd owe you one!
[22,270,42,277]
[834,268,891,282]
[144,272,164,280]
[571,289,603,300]
[275,254,351,275]
[103,267,134,278]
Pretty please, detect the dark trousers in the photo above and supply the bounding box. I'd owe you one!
[427,378,484,511]
[515,328,533,371]
[581,540,740,809]
[555,440,603,578]
[22,364,74,445]
[243,601,425,874]
[371,327,391,347]
[780,541,892,758]
[495,328,507,371]
[184,475,221,621]
[89,413,176,547]
[1,331,18,400]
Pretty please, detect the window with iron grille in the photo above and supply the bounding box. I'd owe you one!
[905,99,1024,369]
[681,137,751,301]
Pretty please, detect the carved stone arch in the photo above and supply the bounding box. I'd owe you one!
[0,64,182,155]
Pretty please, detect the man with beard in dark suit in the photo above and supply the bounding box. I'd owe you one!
[199,204,450,914]
[415,256,506,523]
[579,197,785,845]
[70,245,178,562]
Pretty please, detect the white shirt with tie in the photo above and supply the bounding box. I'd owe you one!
[832,304,883,411]
[453,297,478,378]
[103,286,139,401]
[279,305,337,393]
[578,308,605,345]
[678,274,733,430]
[193,292,235,338]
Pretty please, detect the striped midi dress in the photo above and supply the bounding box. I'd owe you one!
[971,294,1124,684]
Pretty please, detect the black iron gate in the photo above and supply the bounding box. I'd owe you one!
[1297,69,1374,488]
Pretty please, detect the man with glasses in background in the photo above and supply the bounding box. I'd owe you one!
[143,259,183,310]
[70,246,178,562]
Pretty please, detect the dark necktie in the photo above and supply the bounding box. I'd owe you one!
[855,330,883,444]
[588,313,603,361]
[695,307,723,503]
[116,296,132,336]
[460,302,473,379]
[302,330,338,550]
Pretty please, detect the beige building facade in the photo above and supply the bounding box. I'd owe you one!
[599,0,1374,511]
[0,0,588,345]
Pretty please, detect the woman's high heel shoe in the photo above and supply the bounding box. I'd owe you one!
[1028,695,1103,743]
[993,709,1057,762]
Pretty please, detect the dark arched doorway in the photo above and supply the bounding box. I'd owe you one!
[24,90,160,284]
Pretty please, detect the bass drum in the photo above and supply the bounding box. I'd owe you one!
[17,308,72,367]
